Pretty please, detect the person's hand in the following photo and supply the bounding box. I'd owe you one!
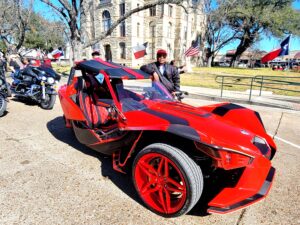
[152,72,159,81]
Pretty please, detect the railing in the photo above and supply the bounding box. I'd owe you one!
[215,75,300,101]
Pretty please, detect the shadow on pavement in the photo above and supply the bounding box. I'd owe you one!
[11,97,37,106]
[46,116,144,208]
[47,116,213,217]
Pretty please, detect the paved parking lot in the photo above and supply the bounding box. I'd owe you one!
[0,96,299,225]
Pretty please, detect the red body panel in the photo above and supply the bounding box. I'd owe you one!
[59,84,85,121]
[208,155,273,213]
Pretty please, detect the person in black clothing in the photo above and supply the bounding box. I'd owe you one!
[0,56,7,79]
[170,60,186,74]
[140,49,180,95]
[8,55,23,73]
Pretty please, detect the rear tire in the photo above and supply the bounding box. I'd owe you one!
[132,143,203,217]
[40,94,56,110]
[0,94,7,117]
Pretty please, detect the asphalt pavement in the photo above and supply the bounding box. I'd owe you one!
[1,90,300,224]
[0,76,300,224]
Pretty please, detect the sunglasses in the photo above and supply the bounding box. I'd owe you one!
[157,54,167,58]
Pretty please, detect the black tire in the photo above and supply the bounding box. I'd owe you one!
[40,94,56,110]
[0,94,7,117]
[132,143,203,217]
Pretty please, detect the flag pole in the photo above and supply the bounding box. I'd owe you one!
[288,34,292,70]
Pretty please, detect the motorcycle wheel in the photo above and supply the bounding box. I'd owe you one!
[40,94,56,110]
[0,94,7,117]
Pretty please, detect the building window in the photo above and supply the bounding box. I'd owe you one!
[167,22,172,38]
[119,3,125,16]
[149,6,156,16]
[137,23,140,37]
[119,42,126,59]
[192,0,199,5]
[184,26,187,40]
[167,43,171,56]
[149,22,156,38]
[120,21,126,37]
[102,10,111,32]
[150,42,155,60]
[100,0,111,4]
[168,5,173,17]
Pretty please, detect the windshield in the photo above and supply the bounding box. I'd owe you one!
[114,79,173,112]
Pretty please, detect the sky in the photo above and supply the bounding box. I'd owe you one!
[34,0,300,53]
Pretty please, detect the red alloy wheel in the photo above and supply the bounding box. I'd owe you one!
[133,143,203,217]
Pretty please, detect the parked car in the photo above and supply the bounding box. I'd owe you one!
[219,62,230,67]
[237,63,248,68]
[58,59,277,217]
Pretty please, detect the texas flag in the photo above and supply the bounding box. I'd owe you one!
[133,42,148,59]
[261,36,290,63]
[51,48,64,59]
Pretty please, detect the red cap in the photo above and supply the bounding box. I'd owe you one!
[157,49,167,56]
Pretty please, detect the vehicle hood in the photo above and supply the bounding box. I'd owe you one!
[124,101,271,157]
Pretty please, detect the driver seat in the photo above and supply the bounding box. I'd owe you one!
[77,89,110,129]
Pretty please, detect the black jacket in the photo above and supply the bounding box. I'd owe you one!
[140,62,180,92]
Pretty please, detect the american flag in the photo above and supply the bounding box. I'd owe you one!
[184,37,200,57]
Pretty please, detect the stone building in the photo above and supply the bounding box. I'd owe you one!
[82,0,205,67]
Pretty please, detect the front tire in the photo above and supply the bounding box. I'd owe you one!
[0,94,7,117]
[132,143,203,217]
[40,94,56,110]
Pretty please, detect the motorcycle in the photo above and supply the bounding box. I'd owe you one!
[0,75,10,117]
[11,66,61,109]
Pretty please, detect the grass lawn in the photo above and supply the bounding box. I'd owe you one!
[52,63,71,75]
[52,64,300,96]
[181,67,300,96]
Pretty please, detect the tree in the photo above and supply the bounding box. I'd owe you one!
[220,0,300,67]
[204,0,239,67]
[0,0,34,52]
[39,0,193,60]
[24,13,65,50]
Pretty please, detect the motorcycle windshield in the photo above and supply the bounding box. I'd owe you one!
[114,79,174,112]
[39,66,61,81]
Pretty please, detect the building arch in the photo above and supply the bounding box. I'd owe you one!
[119,42,126,59]
[149,21,156,38]
[104,44,112,61]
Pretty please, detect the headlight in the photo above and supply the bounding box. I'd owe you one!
[42,76,47,81]
[47,77,55,84]
[195,142,254,169]
[252,136,271,158]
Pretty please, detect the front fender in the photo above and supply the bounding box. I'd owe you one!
[199,103,276,150]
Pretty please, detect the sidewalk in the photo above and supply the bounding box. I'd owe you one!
[180,85,300,111]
